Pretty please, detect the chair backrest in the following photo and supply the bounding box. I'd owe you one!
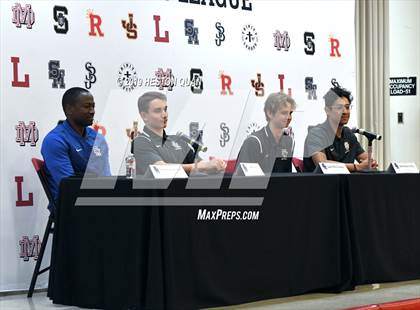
[292,157,304,173]
[31,158,56,208]
[209,157,237,174]
[225,159,237,174]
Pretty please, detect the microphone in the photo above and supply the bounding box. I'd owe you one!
[351,127,382,141]
[175,131,208,152]
[282,126,293,137]
[282,127,295,153]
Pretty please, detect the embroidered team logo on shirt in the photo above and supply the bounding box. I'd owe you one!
[92,146,102,156]
[344,141,350,154]
[281,148,288,160]
[171,141,182,150]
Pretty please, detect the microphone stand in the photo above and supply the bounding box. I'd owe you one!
[191,131,204,176]
[367,138,373,172]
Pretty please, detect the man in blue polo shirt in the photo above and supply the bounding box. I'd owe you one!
[41,87,111,210]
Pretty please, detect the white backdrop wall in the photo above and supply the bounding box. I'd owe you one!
[389,0,420,167]
[0,0,356,291]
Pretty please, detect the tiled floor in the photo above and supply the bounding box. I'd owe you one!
[0,280,419,310]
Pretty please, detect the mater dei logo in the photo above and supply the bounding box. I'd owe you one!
[19,235,41,262]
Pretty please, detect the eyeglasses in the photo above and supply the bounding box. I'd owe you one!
[331,104,353,111]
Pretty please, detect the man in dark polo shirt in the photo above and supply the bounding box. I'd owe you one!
[303,80,378,172]
[236,92,296,173]
[133,91,226,175]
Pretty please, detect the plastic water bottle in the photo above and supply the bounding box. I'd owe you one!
[125,154,136,179]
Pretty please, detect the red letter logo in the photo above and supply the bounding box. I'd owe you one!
[15,176,34,207]
[278,74,292,96]
[220,72,233,96]
[11,57,30,87]
[153,15,169,43]
[330,37,341,57]
[88,10,104,37]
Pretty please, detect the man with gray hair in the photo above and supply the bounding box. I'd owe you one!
[236,92,296,173]
[133,91,226,175]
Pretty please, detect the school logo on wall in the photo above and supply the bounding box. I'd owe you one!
[11,57,30,88]
[155,68,175,91]
[117,62,138,92]
[304,32,315,55]
[219,122,230,147]
[122,13,137,39]
[185,19,199,44]
[305,77,317,100]
[220,71,233,95]
[273,30,290,51]
[278,74,292,97]
[153,15,170,43]
[53,5,68,34]
[246,122,261,135]
[19,235,40,261]
[12,3,35,29]
[190,68,203,94]
[241,24,258,51]
[84,61,97,89]
[251,73,265,97]
[15,121,39,146]
[329,36,341,57]
[15,176,33,207]
[215,22,225,46]
[48,60,65,88]
[87,9,104,37]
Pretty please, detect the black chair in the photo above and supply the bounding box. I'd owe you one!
[27,158,55,298]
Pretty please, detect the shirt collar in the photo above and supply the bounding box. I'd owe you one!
[323,119,351,141]
[264,125,280,145]
[63,120,94,140]
[143,126,167,145]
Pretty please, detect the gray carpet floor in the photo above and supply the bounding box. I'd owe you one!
[0,280,419,310]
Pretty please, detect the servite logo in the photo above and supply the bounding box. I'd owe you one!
[117,63,138,92]
[241,24,258,51]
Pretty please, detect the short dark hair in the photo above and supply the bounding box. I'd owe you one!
[62,87,90,113]
[137,91,167,114]
[323,79,353,108]
[263,92,296,122]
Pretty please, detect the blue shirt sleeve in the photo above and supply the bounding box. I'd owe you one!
[41,133,75,201]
